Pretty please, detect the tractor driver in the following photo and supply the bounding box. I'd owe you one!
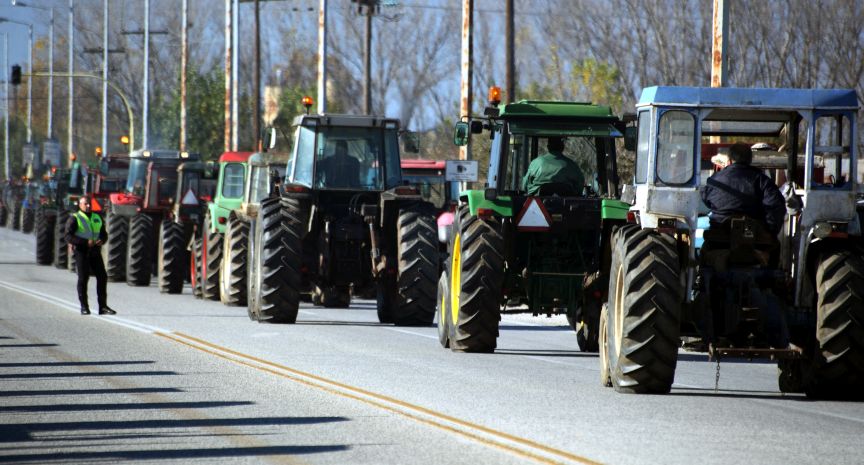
[701,142,786,235]
[521,137,585,196]
[318,140,362,188]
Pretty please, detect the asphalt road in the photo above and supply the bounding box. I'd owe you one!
[0,226,862,465]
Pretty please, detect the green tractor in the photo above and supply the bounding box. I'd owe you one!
[216,151,287,308]
[33,162,87,266]
[438,96,630,353]
[249,111,439,325]
[191,152,254,301]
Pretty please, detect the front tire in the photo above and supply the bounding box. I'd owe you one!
[103,209,128,282]
[220,216,249,306]
[126,214,154,286]
[605,227,682,394]
[10,202,21,230]
[53,210,69,269]
[449,208,504,353]
[391,205,439,326]
[805,248,864,399]
[190,233,203,298]
[20,208,34,233]
[158,221,186,294]
[437,271,451,348]
[201,213,223,301]
[35,210,55,265]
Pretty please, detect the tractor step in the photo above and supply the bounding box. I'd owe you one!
[708,344,803,360]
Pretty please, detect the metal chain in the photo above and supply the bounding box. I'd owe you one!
[714,357,721,392]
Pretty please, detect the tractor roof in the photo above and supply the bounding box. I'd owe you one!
[218,151,254,163]
[401,159,445,170]
[129,149,200,160]
[496,100,618,121]
[637,86,859,111]
[292,114,401,129]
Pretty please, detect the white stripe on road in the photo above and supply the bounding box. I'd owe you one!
[384,327,438,340]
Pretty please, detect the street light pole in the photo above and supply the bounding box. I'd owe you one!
[143,0,149,148]
[11,1,53,141]
[68,0,73,162]
[317,0,327,114]
[3,32,8,179]
[0,18,33,145]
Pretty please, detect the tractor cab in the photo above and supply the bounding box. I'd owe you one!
[602,86,863,398]
[172,161,217,224]
[241,151,288,219]
[115,149,199,213]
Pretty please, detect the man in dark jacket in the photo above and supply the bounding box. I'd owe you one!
[701,142,786,235]
[65,195,116,315]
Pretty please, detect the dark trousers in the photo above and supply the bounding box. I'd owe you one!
[75,248,108,309]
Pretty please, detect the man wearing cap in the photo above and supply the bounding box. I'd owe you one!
[64,195,116,315]
[701,142,785,235]
[521,137,585,196]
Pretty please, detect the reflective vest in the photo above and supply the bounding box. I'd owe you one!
[74,211,103,241]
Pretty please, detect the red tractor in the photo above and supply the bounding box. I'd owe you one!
[102,149,200,285]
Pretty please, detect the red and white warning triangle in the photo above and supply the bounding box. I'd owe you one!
[181,188,199,205]
[516,197,552,231]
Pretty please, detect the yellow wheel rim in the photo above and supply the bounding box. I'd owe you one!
[450,233,461,325]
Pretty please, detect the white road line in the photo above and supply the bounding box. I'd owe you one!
[750,399,864,425]
[0,279,168,334]
[384,327,438,340]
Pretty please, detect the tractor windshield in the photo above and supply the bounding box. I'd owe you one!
[126,158,149,195]
[221,163,245,199]
[311,126,401,190]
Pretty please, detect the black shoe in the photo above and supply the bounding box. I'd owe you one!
[80,307,91,315]
[98,306,116,315]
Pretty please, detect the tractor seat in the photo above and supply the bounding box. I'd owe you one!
[536,182,578,197]
[701,216,779,270]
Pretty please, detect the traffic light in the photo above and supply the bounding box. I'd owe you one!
[10,65,21,86]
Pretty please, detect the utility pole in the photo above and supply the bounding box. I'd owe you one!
[224,0,232,152]
[505,0,514,103]
[317,0,327,114]
[459,0,472,162]
[68,0,74,161]
[180,0,187,151]
[143,0,150,148]
[102,0,108,157]
[711,0,729,88]
[231,0,239,151]
[253,0,261,149]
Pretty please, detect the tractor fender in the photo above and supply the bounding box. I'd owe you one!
[206,202,232,234]
[460,190,512,217]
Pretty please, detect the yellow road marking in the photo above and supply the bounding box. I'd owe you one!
[156,331,602,465]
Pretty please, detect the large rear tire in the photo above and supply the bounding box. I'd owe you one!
[246,219,261,320]
[0,205,7,226]
[53,210,69,269]
[201,213,223,301]
[804,248,864,399]
[605,227,682,394]
[257,197,304,323]
[126,213,154,286]
[157,221,186,294]
[35,210,55,265]
[20,208,34,234]
[449,208,504,353]
[220,216,249,306]
[391,205,439,326]
[103,209,128,282]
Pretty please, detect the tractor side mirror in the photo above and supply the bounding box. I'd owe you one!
[453,122,470,146]
[623,126,638,152]
[470,120,484,134]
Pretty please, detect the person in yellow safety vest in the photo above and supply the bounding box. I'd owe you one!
[64,195,116,315]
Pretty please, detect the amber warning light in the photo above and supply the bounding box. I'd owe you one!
[488,86,502,106]
[302,96,314,114]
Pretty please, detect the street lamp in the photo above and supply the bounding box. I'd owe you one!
[0,16,33,145]
[11,0,53,141]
